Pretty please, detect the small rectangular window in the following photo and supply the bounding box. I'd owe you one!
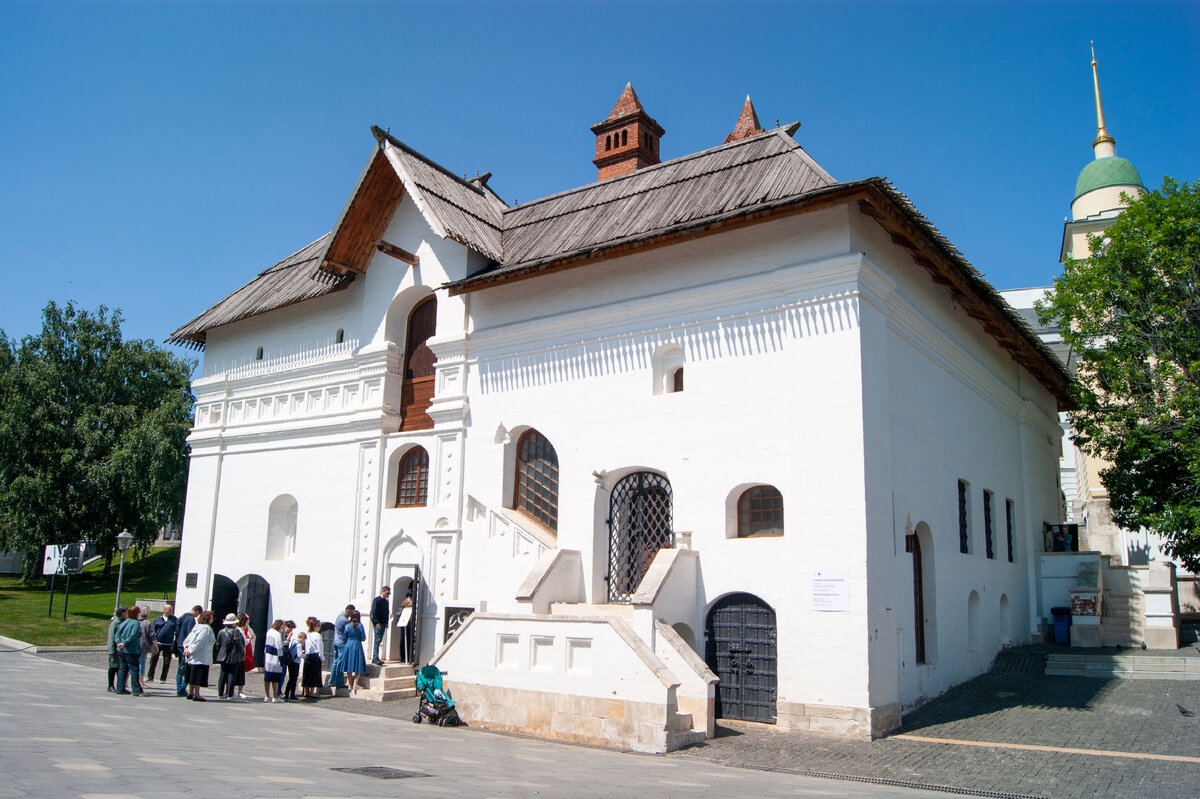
[294,575,310,593]
[1005,499,1015,563]
[958,480,970,554]
[983,490,995,559]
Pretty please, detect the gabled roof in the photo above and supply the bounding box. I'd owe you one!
[370,127,507,263]
[169,122,1073,406]
[168,234,347,349]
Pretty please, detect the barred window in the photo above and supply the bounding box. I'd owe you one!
[983,490,995,559]
[1006,498,1015,563]
[958,480,970,554]
[395,447,429,507]
[737,485,784,537]
[514,429,559,532]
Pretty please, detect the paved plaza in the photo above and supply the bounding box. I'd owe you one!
[5,643,1200,799]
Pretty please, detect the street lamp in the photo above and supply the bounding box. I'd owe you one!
[113,530,134,615]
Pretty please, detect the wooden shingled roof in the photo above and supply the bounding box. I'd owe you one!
[169,122,1071,406]
[168,234,348,348]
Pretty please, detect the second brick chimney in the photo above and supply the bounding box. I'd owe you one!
[590,83,665,181]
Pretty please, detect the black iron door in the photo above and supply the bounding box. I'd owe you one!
[238,574,270,666]
[606,471,673,602]
[210,574,238,635]
[705,593,777,723]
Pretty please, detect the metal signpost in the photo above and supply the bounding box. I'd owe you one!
[112,530,133,616]
[43,543,85,618]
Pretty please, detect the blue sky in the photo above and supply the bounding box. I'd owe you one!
[1,1,1196,366]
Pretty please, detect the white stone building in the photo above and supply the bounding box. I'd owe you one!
[170,87,1071,751]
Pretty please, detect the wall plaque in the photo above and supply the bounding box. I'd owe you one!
[294,575,311,593]
[184,572,198,589]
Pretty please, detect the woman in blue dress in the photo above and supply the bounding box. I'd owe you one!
[341,610,368,693]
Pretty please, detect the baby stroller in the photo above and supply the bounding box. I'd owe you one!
[412,665,461,727]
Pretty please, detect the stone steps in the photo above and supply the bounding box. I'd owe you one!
[1046,651,1200,680]
[322,662,418,702]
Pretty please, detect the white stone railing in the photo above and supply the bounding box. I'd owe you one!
[194,339,361,387]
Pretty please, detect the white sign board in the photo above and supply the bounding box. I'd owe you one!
[43,546,64,576]
[810,570,849,612]
[396,607,413,628]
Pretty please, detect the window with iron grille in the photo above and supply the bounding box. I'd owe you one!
[958,480,970,554]
[983,490,995,559]
[514,429,559,532]
[395,446,429,507]
[737,486,784,537]
[1005,498,1015,563]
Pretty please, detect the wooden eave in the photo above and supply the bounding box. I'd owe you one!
[320,147,406,277]
[854,183,1074,409]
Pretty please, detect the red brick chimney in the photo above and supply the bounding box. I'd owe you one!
[591,83,665,181]
[724,95,766,144]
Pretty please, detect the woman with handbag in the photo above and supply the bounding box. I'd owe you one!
[181,611,215,701]
[215,613,247,700]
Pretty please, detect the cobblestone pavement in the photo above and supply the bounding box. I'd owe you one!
[672,647,1200,799]
[4,648,976,799]
[33,645,1200,799]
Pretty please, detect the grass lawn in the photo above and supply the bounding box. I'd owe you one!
[0,546,179,646]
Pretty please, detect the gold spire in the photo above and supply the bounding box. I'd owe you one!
[1091,41,1115,148]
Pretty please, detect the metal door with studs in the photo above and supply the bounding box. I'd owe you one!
[705,592,777,723]
[606,471,673,602]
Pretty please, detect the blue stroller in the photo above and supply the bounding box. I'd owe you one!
[412,665,461,727]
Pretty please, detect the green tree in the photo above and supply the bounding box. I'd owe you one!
[1039,177,1200,570]
[0,302,194,580]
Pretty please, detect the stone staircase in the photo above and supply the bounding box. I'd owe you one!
[1046,650,1200,680]
[322,663,417,702]
[1101,590,1146,647]
[672,711,706,747]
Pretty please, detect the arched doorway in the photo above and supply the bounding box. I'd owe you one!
[237,574,270,666]
[606,471,672,602]
[388,566,421,664]
[210,574,238,635]
[705,592,777,723]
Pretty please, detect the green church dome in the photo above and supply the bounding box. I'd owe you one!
[1075,156,1144,200]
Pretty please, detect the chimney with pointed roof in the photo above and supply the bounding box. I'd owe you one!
[724,96,766,143]
[590,83,666,181]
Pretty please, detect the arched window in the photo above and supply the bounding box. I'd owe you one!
[672,367,684,393]
[335,328,344,344]
[514,429,559,532]
[606,134,612,151]
[621,129,628,146]
[395,446,430,507]
[265,495,297,560]
[255,346,264,361]
[737,486,784,537]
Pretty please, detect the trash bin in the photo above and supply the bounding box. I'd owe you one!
[1051,606,1071,645]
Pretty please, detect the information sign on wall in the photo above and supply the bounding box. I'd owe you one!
[810,570,849,612]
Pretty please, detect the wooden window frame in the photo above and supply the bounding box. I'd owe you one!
[395,446,430,508]
[513,429,559,533]
[736,485,784,538]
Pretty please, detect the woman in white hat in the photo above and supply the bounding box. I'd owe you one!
[214,613,247,700]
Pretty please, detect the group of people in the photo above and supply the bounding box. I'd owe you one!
[105,585,413,702]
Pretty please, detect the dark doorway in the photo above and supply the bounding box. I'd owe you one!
[912,536,926,664]
[606,471,673,602]
[237,574,270,666]
[210,574,238,635]
[705,592,777,723]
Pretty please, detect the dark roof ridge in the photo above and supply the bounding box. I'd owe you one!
[501,123,804,215]
[370,125,507,206]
